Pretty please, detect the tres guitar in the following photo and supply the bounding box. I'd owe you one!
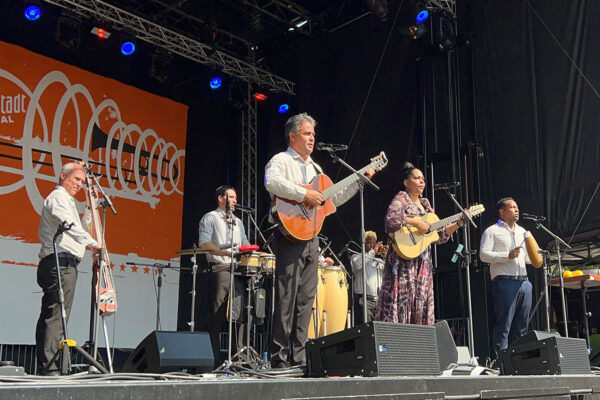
[390,204,485,260]
[272,152,388,241]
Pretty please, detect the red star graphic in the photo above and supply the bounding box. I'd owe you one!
[131,265,138,273]
[154,269,159,275]
[120,264,126,271]
[144,267,150,274]
[110,262,115,270]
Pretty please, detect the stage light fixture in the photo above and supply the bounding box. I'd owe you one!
[91,26,111,39]
[366,0,389,22]
[416,10,429,24]
[253,92,267,101]
[55,14,82,49]
[408,24,426,40]
[278,104,289,114]
[210,77,222,89]
[121,41,135,55]
[149,51,171,83]
[24,4,41,21]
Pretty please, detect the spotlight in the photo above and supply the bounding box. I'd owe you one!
[210,77,222,89]
[91,26,111,39]
[24,4,41,21]
[121,41,135,55]
[416,10,429,24]
[408,24,426,40]
[366,0,389,22]
[278,104,289,114]
[253,92,268,101]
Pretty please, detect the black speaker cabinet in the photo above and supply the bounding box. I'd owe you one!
[306,321,441,377]
[435,320,458,371]
[122,331,214,373]
[499,331,590,375]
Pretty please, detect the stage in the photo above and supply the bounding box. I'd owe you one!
[2,372,600,400]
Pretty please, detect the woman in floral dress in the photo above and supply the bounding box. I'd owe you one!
[375,162,463,325]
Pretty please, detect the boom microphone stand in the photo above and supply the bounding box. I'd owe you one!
[44,221,109,375]
[326,151,379,323]
[442,189,477,361]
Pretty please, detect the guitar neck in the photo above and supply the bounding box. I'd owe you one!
[321,166,370,200]
[430,212,462,231]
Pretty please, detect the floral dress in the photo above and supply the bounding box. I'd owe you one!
[375,191,450,325]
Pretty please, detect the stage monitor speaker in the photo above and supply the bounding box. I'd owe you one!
[306,321,440,377]
[499,331,590,375]
[435,320,458,371]
[122,331,214,373]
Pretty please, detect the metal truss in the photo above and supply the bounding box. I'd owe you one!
[42,0,296,94]
[426,0,456,18]
[241,84,258,244]
[236,0,313,36]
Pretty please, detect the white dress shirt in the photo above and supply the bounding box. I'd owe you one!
[351,249,384,296]
[198,208,250,265]
[264,147,360,207]
[38,185,97,260]
[480,220,531,280]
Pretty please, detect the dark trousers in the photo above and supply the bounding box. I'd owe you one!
[270,232,319,367]
[35,253,79,373]
[208,269,247,365]
[491,277,532,356]
[353,295,377,326]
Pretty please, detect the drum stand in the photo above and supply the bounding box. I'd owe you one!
[326,151,379,323]
[231,271,263,367]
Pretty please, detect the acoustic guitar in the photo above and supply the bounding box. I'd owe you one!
[390,204,485,260]
[272,152,388,241]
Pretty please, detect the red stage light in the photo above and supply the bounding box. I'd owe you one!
[253,93,267,101]
[97,28,105,39]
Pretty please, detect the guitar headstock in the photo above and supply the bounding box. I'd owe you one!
[467,204,485,217]
[370,151,388,172]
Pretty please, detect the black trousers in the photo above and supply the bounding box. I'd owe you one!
[353,295,377,326]
[208,269,248,365]
[270,232,319,366]
[35,253,79,373]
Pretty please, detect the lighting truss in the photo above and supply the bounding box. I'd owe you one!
[425,0,456,18]
[241,84,258,244]
[237,0,312,36]
[41,0,296,94]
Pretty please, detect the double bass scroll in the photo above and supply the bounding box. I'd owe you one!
[83,164,118,316]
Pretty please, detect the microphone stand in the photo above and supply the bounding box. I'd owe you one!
[326,151,379,323]
[225,203,237,364]
[533,220,571,337]
[442,190,477,361]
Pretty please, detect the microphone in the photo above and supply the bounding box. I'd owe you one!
[433,181,461,190]
[235,204,255,212]
[521,212,546,221]
[315,142,348,152]
[337,242,350,258]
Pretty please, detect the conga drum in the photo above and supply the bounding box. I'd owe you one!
[308,265,349,338]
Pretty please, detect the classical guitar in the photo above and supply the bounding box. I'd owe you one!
[390,204,485,260]
[272,152,388,241]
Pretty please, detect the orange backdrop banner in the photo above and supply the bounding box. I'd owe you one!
[0,41,187,260]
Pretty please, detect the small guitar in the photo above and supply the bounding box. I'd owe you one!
[272,152,388,241]
[390,204,485,260]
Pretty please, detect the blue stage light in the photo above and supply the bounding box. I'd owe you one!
[210,77,222,89]
[416,10,429,24]
[24,5,41,21]
[121,42,135,56]
[278,104,289,114]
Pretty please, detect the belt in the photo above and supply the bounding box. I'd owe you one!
[494,275,528,281]
[208,263,231,273]
[42,252,80,265]
[355,294,378,301]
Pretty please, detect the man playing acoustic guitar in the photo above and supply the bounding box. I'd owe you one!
[264,112,375,368]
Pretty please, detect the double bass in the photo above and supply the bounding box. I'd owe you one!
[83,164,118,316]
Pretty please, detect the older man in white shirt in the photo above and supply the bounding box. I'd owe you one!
[36,163,101,374]
[350,231,384,325]
[480,197,532,357]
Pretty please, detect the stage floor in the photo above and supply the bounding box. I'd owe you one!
[2,373,600,400]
